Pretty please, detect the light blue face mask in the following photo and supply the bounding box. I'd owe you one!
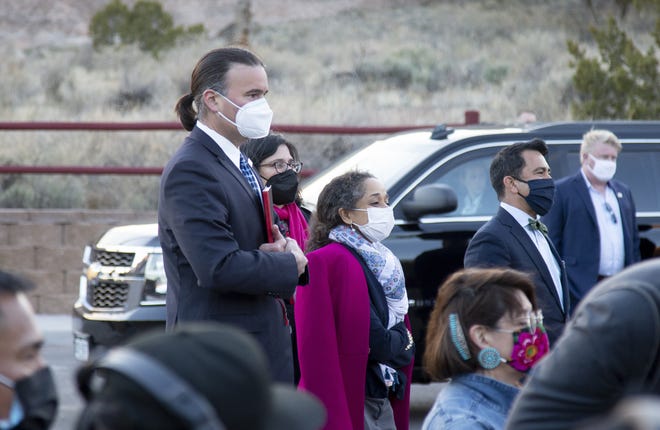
[0,373,24,430]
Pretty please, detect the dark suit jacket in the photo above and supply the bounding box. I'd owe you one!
[464,207,570,345]
[158,126,299,383]
[542,172,640,305]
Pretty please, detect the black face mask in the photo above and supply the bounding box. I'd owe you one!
[266,170,299,205]
[514,177,555,216]
[14,367,59,430]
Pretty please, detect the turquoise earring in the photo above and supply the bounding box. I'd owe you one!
[478,347,502,369]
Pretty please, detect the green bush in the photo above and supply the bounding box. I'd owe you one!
[89,0,205,58]
[568,16,659,119]
[89,0,130,49]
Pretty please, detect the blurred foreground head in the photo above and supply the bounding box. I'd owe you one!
[506,259,660,430]
[75,322,326,430]
[0,270,57,430]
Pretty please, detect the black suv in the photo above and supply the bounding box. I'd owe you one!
[73,121,660,380]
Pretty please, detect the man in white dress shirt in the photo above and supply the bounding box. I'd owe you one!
[542,129,640,309]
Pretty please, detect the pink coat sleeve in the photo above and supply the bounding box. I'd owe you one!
[296,244,371,430]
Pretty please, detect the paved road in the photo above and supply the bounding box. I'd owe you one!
[38,315,441,429]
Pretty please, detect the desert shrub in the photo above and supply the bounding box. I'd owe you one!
[89,0,205,58]
[355,47,443,91]
[484,65,509,85]
[89,0,129,49]
[111,88,153,112]
[0,176,85,208]
[567,16,659,119]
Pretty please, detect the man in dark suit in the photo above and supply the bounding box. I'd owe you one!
[542,129,640,308]
[464,139,569,345]
[158,47,308,383]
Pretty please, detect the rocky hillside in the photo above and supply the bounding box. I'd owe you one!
[0,0,400,51]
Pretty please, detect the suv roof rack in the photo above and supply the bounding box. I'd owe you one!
[431,124,455,140]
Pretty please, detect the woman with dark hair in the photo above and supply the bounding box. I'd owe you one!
[241,134,308,245]
[296,171,415,430]
[242,134,309,384]
[421,267,550,430]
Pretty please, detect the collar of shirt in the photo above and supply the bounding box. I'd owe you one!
[196,120,248,170]
[580,168,602,190]
[581,168,620,219]
[500,202,540,229]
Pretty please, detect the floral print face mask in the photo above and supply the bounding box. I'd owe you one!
[504,325,550,372]
[493,309,550,373]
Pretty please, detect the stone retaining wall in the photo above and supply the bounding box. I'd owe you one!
[0,209,156,313]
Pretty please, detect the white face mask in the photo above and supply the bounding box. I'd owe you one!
[215,92,273,139]
[588,153,617,182]
[352,206,395,243]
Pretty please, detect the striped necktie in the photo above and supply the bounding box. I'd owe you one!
[239,154,261,196]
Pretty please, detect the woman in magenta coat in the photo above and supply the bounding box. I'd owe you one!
[296,171,415,430]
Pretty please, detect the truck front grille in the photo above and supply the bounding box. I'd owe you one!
[95,250,135,267]
[89,280,129,308]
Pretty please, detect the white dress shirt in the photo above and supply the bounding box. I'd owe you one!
[197,120,243,169]
[196,120,262,202]
[580,171,625,276]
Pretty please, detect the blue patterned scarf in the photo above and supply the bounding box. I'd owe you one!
[329,224,408,324]
[330,224,408,389]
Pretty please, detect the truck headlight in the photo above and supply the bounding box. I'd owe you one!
[142,253,167,303]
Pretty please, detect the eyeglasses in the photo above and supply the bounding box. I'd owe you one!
[259,160,303,174]
[604,202,618,224]
[492,309,545,335]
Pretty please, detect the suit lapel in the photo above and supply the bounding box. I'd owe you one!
[193,127,262,212]
[544,233,570,315]
[574,173,598,228]
[499,210,566,314]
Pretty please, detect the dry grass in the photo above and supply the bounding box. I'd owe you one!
[0,0,655,208]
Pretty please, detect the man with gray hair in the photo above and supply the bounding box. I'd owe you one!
[542,129,640,309]
[0,271,58,429]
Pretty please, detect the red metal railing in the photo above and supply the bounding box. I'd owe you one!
[0,110,479,175]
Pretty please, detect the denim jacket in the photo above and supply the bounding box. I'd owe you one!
[421,373,520,430]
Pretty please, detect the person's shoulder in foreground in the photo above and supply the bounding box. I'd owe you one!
[75,322,326,430]
[423,373,519,430]
[506,258,660,430]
